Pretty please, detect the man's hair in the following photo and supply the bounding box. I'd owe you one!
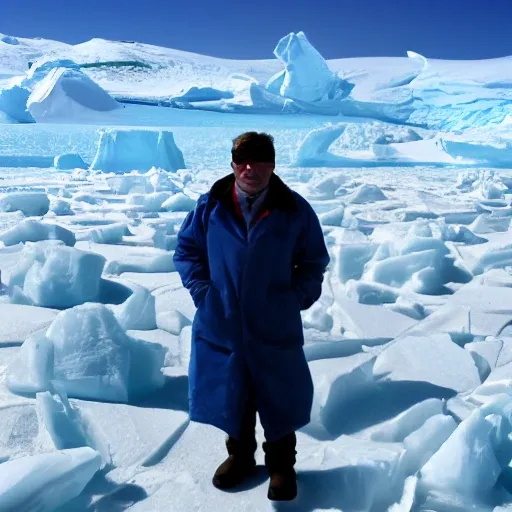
[231,132,275,164]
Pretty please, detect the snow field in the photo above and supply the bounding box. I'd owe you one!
[0,163,510,510]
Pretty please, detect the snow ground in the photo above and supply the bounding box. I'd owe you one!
[1,31,512,512]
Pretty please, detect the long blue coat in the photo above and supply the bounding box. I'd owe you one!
[174,173,329,441]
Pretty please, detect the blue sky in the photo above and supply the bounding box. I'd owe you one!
[3,0,512,60]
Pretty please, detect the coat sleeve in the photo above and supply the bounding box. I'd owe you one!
[173,194,211,307]
[292,200,330,311]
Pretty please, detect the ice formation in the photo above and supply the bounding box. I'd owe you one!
[126,192,172,212]
[109,282,157,331]
[104,250,175,275]
[295,124,347,167]
[7,303,166,402]
[172,86,234,102]
[1,219,75,247]
[27,67,120,122]
[90,128,186,173]
[86,222,129,244]
[54,153,88,170]
[162,192,196,212]
[373,334,481,393]
[25,57,81,84]
[418,395,512,507]
[0,84,34,123]
[296,124,512,168]
[273,31,348,102]
[106,174,151,194]
[0,447,102,511]
[0,192,49,216]
[50,198,74,216]
[9,242,106,308]
[346,184,387,204]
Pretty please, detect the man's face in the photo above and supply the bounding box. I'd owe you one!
[231,160,275,195]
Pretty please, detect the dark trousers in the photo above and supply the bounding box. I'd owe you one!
[226,387,297,472]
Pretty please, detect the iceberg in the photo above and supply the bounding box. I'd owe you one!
[25,57,80,84]
[273,31,347,102]
[407,55,512,131]
[296,123,512,169]
[90,129,186,173]
[0,84,34,123]
[27,67,120,122]
[295,124,347,167]
[265,70,285,95]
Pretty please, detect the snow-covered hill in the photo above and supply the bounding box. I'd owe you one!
[2,31,512,131]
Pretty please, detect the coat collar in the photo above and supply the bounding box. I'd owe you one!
[210,173,297,213]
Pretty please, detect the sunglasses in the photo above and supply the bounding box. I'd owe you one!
[231,161,274,169]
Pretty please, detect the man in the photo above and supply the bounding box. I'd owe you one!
[174,132,329,501]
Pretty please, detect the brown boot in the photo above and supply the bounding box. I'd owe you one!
[213,394,257,490]
[263,433,297,501]
[268,469,297,501]
[212,446,256,489]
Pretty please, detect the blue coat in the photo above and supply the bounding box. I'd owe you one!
[174,174,330,441]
